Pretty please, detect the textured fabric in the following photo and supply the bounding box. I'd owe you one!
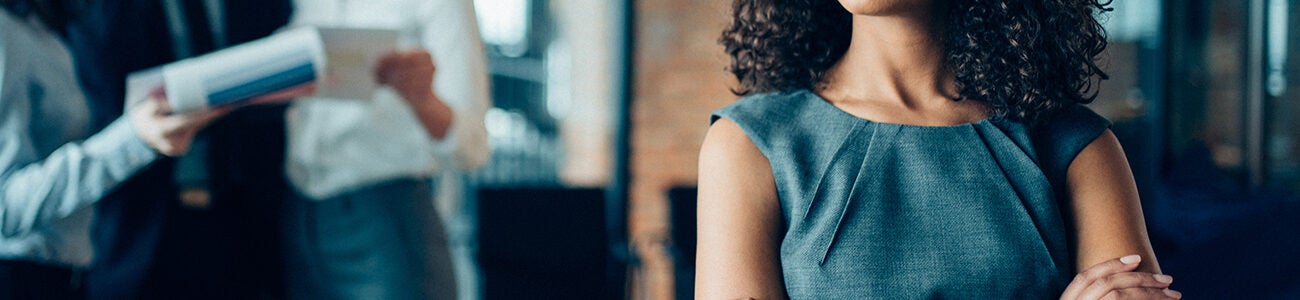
[711,89,1110,299]
[0,10,158,268]
[284,179,456,300]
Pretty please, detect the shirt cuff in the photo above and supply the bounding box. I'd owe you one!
[430,116,462,158]
[82,117,159,174]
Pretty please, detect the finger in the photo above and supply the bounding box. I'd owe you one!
[148,85,167,98]
[134,85,168,110]
[374,62,391,85]
[159,119,209,157]
[151,131,183,156]
[1077,272,1173,300]
[1102,288,1181,300]
[146,92,178,115]
[400,49,435,72]
[167,106,229,131]
[374,52,400,84]
[410,49,433,66]
[167,140,190,156]
[188,106,232,127]
[157,110,198,135]
[132,97,162,116]
[1163,289,1182,299]
[130,94,170,117]
[157,117,186,135]
[1062,255,1143,300]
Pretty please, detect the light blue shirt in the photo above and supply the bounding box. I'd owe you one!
[0,10,159,268]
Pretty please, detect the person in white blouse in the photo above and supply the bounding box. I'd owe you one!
[0,2,242,297]
[282,0,490,299]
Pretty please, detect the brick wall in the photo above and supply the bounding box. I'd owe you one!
[630,0,737,298]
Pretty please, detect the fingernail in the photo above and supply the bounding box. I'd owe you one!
[1154,274,1173,283]
[1163,289,1182,298]
[1120,255,1141,264]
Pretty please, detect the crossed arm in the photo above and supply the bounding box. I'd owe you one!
[694,119,1180,299]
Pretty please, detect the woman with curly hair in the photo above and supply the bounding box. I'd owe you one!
[696,0,1180,298]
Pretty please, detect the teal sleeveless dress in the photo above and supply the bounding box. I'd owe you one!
[710,90,1111,299]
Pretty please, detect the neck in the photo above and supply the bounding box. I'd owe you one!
[822,12,956,109]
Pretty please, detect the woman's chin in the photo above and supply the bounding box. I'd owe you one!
[837,0,929,16]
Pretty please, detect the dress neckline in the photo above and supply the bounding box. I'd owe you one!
[799,89,995,129]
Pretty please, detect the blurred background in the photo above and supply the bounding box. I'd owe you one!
[42,0,1290,298]
[464,0,1300,299]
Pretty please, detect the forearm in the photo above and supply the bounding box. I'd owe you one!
[426,87,489,170]
[407,92,455,140]
[0,117,158,237]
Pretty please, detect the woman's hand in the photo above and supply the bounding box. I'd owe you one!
[375,49,438,107]
[128,92,230,156]
[374,49,454,139]
[1060,255,1182,300]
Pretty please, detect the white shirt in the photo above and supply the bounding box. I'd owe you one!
[0,10,158,267]
[286,0,491,199]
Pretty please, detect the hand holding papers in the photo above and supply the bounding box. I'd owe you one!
[126,26,401,114]
[317,27,402,100]
[126,88,232,156]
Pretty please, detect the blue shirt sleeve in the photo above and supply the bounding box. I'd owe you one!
[0,36,159,239]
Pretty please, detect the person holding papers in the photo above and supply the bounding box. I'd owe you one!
[282,0,491,299]
[62,1,302,298]
[0,1,241,297]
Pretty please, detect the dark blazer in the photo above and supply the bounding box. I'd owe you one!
[62,0,293,298]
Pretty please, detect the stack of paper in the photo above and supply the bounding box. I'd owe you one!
[126,26,400,114]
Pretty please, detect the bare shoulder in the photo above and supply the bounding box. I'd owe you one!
[1067,129,1133,191]
[701,118,764,163]
[699,117,775,200]
[1066,129,1161,274]
[1070,129,1127,173]
[696,117,786,298]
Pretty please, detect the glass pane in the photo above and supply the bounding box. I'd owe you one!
[475,0,532,57]
[473,0,615,188]
[1097,0,1165,196]
[1096,0,1159,121]
[1267,0,1300,190]
[1167,0,1248,180]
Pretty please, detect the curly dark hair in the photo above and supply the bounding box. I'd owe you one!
[721,0,1112,123]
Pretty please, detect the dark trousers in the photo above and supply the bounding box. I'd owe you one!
[88,106,292,300]
[0,260,84,300]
